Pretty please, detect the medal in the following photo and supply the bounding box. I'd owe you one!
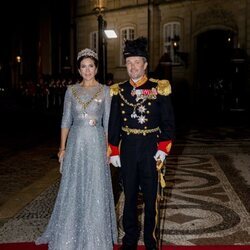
[131,110,138,118]
[89,119,96,126]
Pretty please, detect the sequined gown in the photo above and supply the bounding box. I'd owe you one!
[36,83,117,250]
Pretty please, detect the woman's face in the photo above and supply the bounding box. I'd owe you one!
[78,57,97,81]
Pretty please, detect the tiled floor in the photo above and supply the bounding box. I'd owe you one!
[0,105,250,245]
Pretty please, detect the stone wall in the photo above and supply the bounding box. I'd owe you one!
[75,0,250,109]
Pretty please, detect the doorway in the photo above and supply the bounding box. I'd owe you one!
[196,29,236,113]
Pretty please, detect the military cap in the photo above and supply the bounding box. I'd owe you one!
[123,36,148,59]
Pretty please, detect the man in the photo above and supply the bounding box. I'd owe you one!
[108,37,175,250]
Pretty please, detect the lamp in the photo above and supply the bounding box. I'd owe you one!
[93,0,106,84]
[104,30,117,39]
[16,56,22,63]
[93,0,106,12]
[93,0,117,84]
[15,55,22,88]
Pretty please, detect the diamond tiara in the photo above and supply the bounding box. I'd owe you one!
[77,48,98,61]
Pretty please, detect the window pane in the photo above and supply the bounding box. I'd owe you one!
[120,27,135,66]
[163,22,181,64]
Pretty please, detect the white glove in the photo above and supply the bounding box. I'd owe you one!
[110,155,121,167]
[154,150,167,163]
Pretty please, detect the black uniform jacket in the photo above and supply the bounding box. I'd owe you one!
[108,78,175,155]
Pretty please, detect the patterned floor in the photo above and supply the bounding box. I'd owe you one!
[0,108,250,246]
[0,128,250,245]
[117,154,250,245]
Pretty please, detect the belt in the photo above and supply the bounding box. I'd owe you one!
[122,126,160,136]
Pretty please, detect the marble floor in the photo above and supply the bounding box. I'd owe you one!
[0,107,250,246]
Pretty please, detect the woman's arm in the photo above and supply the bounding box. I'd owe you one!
[58,128,70,161]
[57,86,73,161]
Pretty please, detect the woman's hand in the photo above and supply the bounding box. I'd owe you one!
[58,149,65,174]
[58,149,65,163]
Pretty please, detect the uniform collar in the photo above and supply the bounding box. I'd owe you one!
[130,75,148,88]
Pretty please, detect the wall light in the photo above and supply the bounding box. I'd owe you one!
[104,30,117,39]
[16,56,22,63]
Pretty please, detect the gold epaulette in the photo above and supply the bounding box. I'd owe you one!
[110,83,119,96]
[110,81,126,96]
[149,78,171,96]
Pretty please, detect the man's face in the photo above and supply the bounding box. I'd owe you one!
[125,56,148,81]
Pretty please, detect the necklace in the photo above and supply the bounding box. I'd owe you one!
[71,85,103,117]
[119,91,147,120]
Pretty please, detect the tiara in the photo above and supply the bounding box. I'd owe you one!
[77,48,98,61]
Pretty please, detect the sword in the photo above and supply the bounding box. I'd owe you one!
[156,160,166,250]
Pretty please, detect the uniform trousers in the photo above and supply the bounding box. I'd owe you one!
[120,133,158,248]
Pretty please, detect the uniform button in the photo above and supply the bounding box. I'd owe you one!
[144,126,147,129]
[124,118,127,121]
[121,103,124,106]
[148,102,151,105]
[147,111,150,114]
[122,111,125,114]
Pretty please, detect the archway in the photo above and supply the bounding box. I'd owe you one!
[196,29,236,113]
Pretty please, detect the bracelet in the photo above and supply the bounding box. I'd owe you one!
[59,148,65,151]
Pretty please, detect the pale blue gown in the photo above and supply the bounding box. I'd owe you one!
[36,83,117,250]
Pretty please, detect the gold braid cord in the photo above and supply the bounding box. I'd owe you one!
[156,160,166,190]
[119,91,147,108]
[156,159,167,248]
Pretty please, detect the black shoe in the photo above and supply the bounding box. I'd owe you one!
[145,247,158,250]
[119,243,137,250]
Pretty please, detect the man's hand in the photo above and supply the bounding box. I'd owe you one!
[110,155,121,167]
[154,150,167,163]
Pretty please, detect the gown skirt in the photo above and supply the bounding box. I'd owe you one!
[36,123,117,250]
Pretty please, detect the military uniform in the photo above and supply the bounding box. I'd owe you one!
[108,76,175,249]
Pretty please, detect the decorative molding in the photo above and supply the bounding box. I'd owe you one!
[195,6,238,33]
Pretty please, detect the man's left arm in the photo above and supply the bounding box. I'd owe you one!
[155,80,175,162]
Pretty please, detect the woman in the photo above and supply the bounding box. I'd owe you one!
[36,48,117,250]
